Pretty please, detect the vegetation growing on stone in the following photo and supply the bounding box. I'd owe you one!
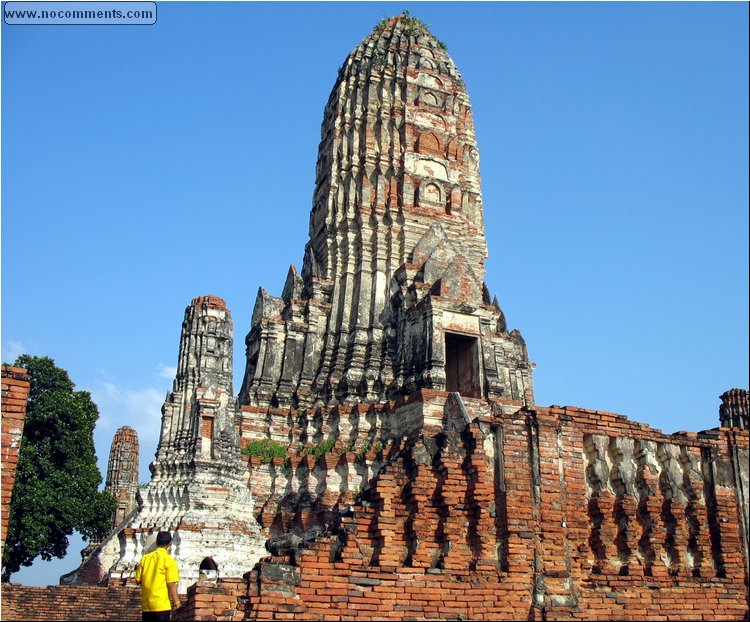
[373,11,448,50]
[301,437,337,459]
[372,50,387,68]
[245,436,344,465]
[399,10,429,37]
[2,355,116,581]
[355,441,371,463]
[374,17,389,32]
[242,438,289,463]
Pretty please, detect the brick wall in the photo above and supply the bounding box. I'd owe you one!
[0,582,141,621]
[196,397,749,621]
[3,388,746,620]
[172,578,247,621]
[1,365,30,556]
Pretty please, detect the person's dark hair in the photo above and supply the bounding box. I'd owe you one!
[156,531,172,546]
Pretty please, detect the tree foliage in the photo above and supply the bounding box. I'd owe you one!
[2,355,116,581]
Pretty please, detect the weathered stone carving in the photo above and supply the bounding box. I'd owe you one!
[720,388,749,429]
[609,436,638,574]
[265,533,303,557]
[584,434,615,572]
[719,388,749,583]
[238,15,534,411]
[582,433,742,581]
[678,445,711,577]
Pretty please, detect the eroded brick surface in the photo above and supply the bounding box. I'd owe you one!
[1,366,30,559]
[106,426,140,530]
[231,400,750,621]
[1,582,141,621]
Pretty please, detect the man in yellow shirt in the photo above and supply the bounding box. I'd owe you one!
[133,531,181,621]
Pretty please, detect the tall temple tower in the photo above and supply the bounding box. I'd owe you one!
[239,14,534,411]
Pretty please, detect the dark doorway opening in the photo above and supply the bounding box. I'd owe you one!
[445,333,481,398]
[199,557,219,580]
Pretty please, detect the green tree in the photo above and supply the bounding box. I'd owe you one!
[1,355,116,581]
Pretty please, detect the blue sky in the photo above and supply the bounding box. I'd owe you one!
[2,1,748,586]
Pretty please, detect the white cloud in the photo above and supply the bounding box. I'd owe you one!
[157,362,177,380]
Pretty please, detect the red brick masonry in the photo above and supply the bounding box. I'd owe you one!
[1,581,141,621]
[1,366,30,556]
[2,396,748,621]
[173,399,749,621]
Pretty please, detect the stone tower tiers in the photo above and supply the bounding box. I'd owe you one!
[105,426,139,530]
[719,388,749,430]
[77,296,266,590]
[239,16,534,411]
[153,294,236,471]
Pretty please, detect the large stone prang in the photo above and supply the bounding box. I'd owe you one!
[239,14,534,412]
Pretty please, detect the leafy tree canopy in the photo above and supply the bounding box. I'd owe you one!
[2,355,116,581]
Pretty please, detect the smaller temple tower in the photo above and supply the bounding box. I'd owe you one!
[72,296,266,589]
[105,426,139,529]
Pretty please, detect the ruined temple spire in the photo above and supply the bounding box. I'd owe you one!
[81,295,265,589]
[105,426,139,529]
[154,294,235,465]
[240,14,534,410]
[719,388,749,430]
